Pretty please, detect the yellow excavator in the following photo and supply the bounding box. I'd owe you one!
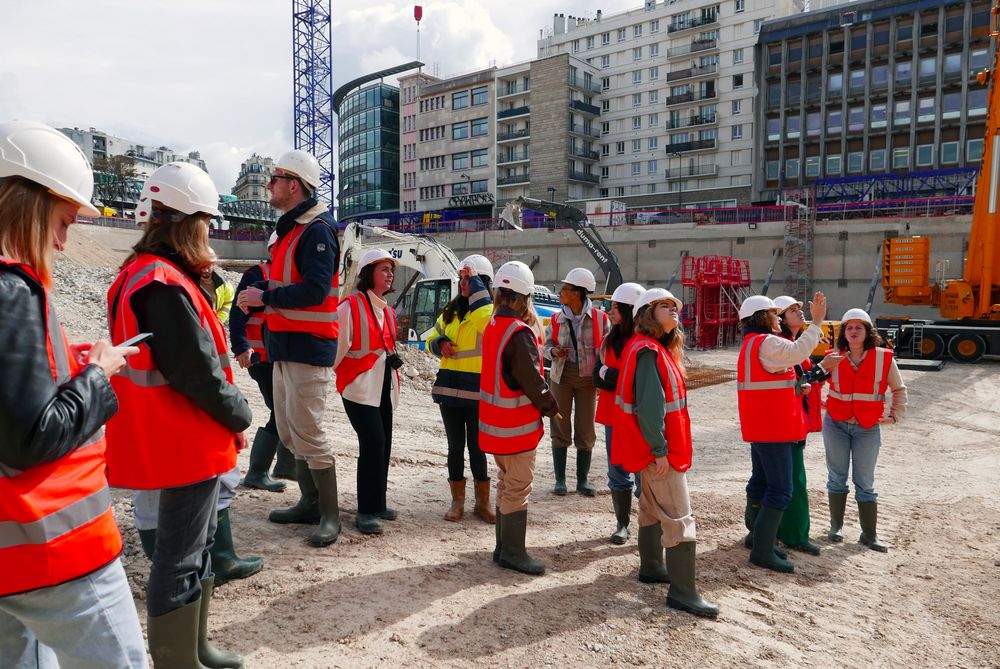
[878,2,1000,362]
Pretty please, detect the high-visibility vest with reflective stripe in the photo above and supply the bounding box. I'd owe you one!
[610,336,692,473]
[799,357,823,433]
[428,300,492,403]
[737,333,805,443]
[0,258,122,597]
[335,293,399,394]
[825,347,893,428]
[478,316,545,455]
[105,254,237,489]
[245,263,270,361]
[266,218,340,339]
[550,306,608,361]
[595,337,630,426]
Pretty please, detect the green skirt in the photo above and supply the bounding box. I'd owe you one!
[777,442,811,545]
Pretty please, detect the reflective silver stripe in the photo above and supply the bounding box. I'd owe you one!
[0,431,104,479]
[47,300,71,384]
[480,388,534,408]
[481,321,533,408]
[739,334,797,391]
[615,342,687,415]
[247,315,265,326]
[247,338,265,348]
[479,419,543,438]
[0,486,111,549]
[119,365,169,387]
[468,288,490,304]
[431,385,481,401]
[344,295,376,358]
[266,306,338,323]
[829,349,888,402]
[827,390,851,401]
[449,332,484,360]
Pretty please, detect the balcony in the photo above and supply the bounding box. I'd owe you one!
[666,38,718,59]
[665,138,717,153]
[665,164,718,179]
[568,76,603,94]
[570,147,600,161]
[666,63,718,83]
[665,114,717,129]
[667,15,719,34]
[497,172,530,186]
[497,83,530,98]
[665,90,716,107]
[569,123,602,138]
[497,128,530,142]
[497,106,530,120]
[568,170,599,183]
[497,151,530,165]
[569,99,601,116]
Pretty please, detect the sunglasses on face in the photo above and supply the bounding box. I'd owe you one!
[268,175,295,186]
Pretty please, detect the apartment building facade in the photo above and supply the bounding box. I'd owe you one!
[752,0,990,202]
[60,126,208,177]
[231,154,274,201]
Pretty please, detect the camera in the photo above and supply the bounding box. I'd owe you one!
[386,352,404,370]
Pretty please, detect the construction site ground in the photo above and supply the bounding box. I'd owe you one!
[56,225,1000,668]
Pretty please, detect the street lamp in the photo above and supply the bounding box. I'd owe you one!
[547,186,556,201]
[460,173,471,194]
[668,150,682,211]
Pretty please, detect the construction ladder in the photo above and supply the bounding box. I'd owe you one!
[910,323,924,358]
[781,189,815,299]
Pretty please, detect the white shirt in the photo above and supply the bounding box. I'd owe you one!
[756,325,822,373]
[334,290,399,409]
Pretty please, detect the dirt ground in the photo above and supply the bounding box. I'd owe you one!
[56,225,1000,668]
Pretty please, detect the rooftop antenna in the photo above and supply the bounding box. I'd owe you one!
[414,5,423,69]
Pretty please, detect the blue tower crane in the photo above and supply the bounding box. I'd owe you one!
[292,0,335,206]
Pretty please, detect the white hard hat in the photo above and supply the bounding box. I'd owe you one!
[494,260,535,296]
[267,231,278,249]
[358,248,398,270]
[772,295,803,314]
[635,287,683,313]
[136,162,221,223]
[460,254,494,280]
[562,267,597,292]
[0,120,99,216]
[840,308,873,326]
[738,295,779,320]
[276,149,321,190]
[610,282,645,306]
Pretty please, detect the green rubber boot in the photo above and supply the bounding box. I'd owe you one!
[749,506,794,573]
[637,523,670,583]
[743,497,788,559]
[147,599,207,669]
[858,501,889,552]
[210,509,263,584]
[308,465,342,547]
[493,507,502,563]
[498,509,545,575]
[198,577,244,668]
[665,542,720,619]
[576,449,597,496]
[268,459,320,525]
[828,492,847,542]
[242,428,285,492]
[552,447,568,495]
[271,441,296,480]
[610,489,632,545]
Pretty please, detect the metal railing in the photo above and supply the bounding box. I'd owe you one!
[497,128,530,141]
[568,170,599,183]
[666,63,718,82]
[666,138,717,153]
[497,151,530,164]
[569,123,602,138]
[815,196,974,220]
[667,15,719,33]
[568,76,603,93]
[497,106,530,119]
[497,173,530,185]
[568,99,601,115]
[497,83,530,97]
[665,164,719,179]
[665,114,717,129]
[665,90,716,106]
[570,148,600,160]
[667,38,718,58]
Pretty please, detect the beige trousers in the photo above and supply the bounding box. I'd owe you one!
[637,462,697,548]
[494,450,537,514]
[272,360,335,469]
[549,361,598,452]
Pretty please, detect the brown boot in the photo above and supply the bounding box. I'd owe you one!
[473,479,496,524]
[444,479,466,522]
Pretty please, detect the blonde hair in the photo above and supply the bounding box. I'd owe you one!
[635,301,687,378]
[123,204,213,272]
[0,177,58,287]
[494,287,540,334]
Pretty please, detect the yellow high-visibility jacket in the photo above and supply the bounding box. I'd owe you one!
[428,275,492,405]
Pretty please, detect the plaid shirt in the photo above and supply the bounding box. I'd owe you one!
[543,303,610,382]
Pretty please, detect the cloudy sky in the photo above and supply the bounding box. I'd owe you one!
[2,0,636,192]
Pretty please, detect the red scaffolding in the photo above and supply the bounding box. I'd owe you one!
[680,255,752,350]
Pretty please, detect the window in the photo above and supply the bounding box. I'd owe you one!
[600,54,610,68]
[471,117,488,137]
[732,124,743,140]
[650,90,659,104]
[572,39,580,53]
[971,49,989,76]
[634,24,642,38]
[805,156,820,177]
[943,53,961,78]
[600,188,609,197]
[471,86,489,106]
[733,48,744,65]
[634,47,643,61]
[785,158,799,179]
[919,57,936,82]
[916,144,934,166]
[733,73,744,89]
[615,187,625,197]
[896,61,912,85]
[871,65,888,89]
[753,19,763,33]
[601,144,610,157]
[600,166,610,179]
[894,100,910,125]
[452,91,469,109]
[651,19,660,33]
[452,153,468,170]
[601,77,610,91]
[649,113,659,128]
[648,136,658,149]
[766,160,779,180]
[601,99,610,112]
[940,141,959,164]
[586,36,595,49]
[917,97,934,123]
[848,152,863,173]
[601,121,610,135]
[616,141,625,154]
[633,70,642,84]
[632,139,642,152]
[849,69,864,93]
[617,28,626,41]
[787,114,800,138]
[471,179,488,193]
[970,89,988,116]
[452,122,468,140]
[632,116,642,130]
[766,118,781,141]
[892,147,909,169]
[828,72,843,95]
[968,138,984,163]
[648,159,658,174]
[870,149,886,171]
[650,44,659,57]
[452,181,469,196]
[735,0,745,12]
[848,106,864,131]
[602,32,610,46]
[649,66,659,80]
[731,99,742,114]
[633,93,642,107]
[871,104,887,128]
[826,154,842,176]
[942,92,961,120]
[827,110,842,134]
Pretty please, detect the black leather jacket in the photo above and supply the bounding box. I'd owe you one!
[0,267,117,472]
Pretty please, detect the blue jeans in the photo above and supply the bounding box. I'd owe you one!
[823,414,881,503]
[746,442,794,510]
[147,476,220,618]
[604,425,641,497]
[0,559,148,668]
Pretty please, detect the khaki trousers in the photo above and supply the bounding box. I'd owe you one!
[494,450,537,514]
[273,361,335,469]
[549,361,598,452]
[637,462,697,548]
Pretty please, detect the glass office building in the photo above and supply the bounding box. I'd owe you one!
[337,83,401,221]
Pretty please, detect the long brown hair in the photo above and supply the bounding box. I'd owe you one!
[635,302,687,377]
[0,177,58,287]
[122,204,213,273]
[835,320,882,352]
[494,287,540,335]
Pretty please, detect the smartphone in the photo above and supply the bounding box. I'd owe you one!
[119,332,154,348]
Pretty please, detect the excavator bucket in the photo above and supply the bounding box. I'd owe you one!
[499,200,524,230]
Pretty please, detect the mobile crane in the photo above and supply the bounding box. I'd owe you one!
[878,5,1000,362]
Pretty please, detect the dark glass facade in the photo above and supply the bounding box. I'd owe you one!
[337,83,400,220]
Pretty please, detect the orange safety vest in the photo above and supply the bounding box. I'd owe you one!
[610,335,693,473]
[335,293,399,394]
[0,259,122,596]
[595,336,631,426]
[478,315,545,455]
[245,262,270,361]
[799,357,823,434]
[737,333,806,443]
[105,254,237,489]
[266,219,340,339]
[550,306,608,357]
[825,347,893,429]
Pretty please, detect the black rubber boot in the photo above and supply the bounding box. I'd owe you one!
[308,465,342,547]
[749,506,794,573]
[743,497,788,559]
[147,599,206,669]
[783,539,822,556]
[138,528,156,560]
[198,577,244,668]
[665,542,720,619]
[493,507,502,563]
[268,460,320,524]
[210,509,263,584]
[858,501,889,552]
[242,429,285,492]
[610,489,632,545]
[552,447,568,495]
[271,442,296,480]
[637,524,670,583]
[355,513,384,535]
[575,449,597,497]
[828,492,847,542]
[498,509,545,575]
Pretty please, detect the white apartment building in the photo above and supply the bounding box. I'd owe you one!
[60,126,208,178]
[537,0,803,208]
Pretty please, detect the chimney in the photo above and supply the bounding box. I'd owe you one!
[566,15,576,32]
[553,13,565,35]
[596,9,602,21]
